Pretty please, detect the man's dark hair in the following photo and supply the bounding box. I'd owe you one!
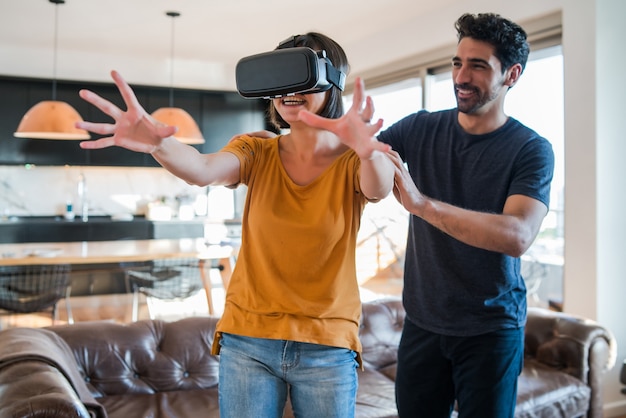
[455,13,530,73]
[268,32,349,130]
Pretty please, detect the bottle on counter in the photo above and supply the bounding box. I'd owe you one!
[64,200,75,220]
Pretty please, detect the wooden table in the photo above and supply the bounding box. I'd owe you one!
[0,238,234,315]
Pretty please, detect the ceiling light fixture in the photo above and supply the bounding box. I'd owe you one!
[14,0,89,140]
[150,11,205,145]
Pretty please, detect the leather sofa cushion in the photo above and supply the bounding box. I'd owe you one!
[99,388,220,417]
[355,368,398,418]
[515,360,590,418]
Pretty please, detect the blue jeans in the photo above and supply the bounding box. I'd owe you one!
[218,333,359,418]
[395,318,524,418]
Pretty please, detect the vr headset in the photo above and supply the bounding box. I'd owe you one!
[236,45,346,99]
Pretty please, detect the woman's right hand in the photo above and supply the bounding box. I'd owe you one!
[76,70,178,154]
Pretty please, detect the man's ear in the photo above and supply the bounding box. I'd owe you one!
[505,63,523,88]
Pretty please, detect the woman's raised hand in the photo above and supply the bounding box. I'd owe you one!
[297,77,390,159]
[77,70,178,154]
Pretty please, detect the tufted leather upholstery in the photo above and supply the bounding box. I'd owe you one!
[0,298,615,418]
[519,307,616,418]
[53,317,219,397]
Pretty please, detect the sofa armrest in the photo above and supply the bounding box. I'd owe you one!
[0,360,92,418]
[0,327,107,418]
[524,307,617,418]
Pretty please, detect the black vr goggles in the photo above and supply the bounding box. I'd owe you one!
[236,45,346,99]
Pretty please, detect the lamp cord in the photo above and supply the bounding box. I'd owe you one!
[168,12,178,107]
[52,1,59,100]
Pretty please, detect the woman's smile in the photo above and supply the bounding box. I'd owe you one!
[281,96,307,106]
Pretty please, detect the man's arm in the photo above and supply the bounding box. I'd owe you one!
[388,150,547,257]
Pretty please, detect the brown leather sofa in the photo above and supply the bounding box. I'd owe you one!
[0,298,616,418]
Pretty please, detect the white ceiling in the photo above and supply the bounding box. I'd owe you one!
[0,0,562,92]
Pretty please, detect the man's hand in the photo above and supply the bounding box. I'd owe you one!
[387,150,426,215]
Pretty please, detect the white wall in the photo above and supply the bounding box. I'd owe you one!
[563,0,626,414]
[0,165,208,219]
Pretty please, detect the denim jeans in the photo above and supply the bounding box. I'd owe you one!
[396,318,524,418]
[218,333,359,418]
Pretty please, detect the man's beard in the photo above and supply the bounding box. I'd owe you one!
[454,83,500,114]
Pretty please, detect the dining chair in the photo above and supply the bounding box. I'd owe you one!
[125,258,207,321]
[0,264,73,328]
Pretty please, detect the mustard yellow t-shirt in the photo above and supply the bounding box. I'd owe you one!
[211,135,367,359]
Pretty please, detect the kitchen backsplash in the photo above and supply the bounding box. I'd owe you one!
[0,164,240,220]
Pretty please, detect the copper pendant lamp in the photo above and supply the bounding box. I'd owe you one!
[150,11,205,145]
[14,0,90,140]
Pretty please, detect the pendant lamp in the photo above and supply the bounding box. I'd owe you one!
[14,0,89,140]
[151,11,205,145]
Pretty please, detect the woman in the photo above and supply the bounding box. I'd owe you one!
[77,32,393,418]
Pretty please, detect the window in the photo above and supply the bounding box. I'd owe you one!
[352,43,565,308]
[344,80,421,289]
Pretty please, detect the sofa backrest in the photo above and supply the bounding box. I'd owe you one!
[45,298,407,398]
[359,298,404,379]
[49,317,220,398]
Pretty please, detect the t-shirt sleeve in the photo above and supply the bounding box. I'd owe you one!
[220,135,264,186]
[509,135,555,208]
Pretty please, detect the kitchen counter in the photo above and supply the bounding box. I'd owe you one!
[0,238,232,266]
[0,238,234,307]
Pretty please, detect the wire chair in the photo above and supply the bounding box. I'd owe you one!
[124,258,205,321]
[0,264,73,328]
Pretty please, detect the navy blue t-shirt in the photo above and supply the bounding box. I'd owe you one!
[378,109,554,336]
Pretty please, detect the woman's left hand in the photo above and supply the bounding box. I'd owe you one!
[297,77,390,159]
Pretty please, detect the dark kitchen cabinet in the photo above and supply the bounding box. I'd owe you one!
[0,223,25,244]
[0,216,154,244]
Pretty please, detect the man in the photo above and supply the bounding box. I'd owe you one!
[379,13,554,418]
